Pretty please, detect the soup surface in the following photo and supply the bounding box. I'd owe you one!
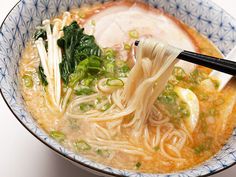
[19,1,236,173]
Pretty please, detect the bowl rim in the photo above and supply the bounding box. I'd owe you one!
[0,0,236,176]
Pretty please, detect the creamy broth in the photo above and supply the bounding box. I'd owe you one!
[19,1,236,173]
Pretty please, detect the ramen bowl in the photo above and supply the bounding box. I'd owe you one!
[1,0,236,176]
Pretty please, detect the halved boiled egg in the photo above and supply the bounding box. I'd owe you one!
[174,87,199,132]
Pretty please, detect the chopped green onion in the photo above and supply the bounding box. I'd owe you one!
[153,146,160,152]
[201,117,208,134]
[121,65,130,72]
[119,65,130,73]
[50,131,65,143]
[116,61,130,77]
[101,103,111,112]
[105,62,115,73]
[116,60,126,67]
[167,102,190,121]
[166,82,175,91]
[96,149,110,158]
[168,77,179,85]
[190,69,208,84]
[79,103,94,112]
[106,78,124,87]
[194,138,212,155]
[211,78,220,89]
[129,30,139,39]
[68,119,79,129]
[74,140,91,151]
[158,91,177,105]
[75,87,94,96]
[194,144,206,155]
[78,11,85,18]
[177,102,190,118]
[135,162,142,169]
[22,75,33,88]
[199,112,206,119]
[208,108,218,116]
[158,83,191,124]
[91,20,96,26]
[103,48,116,60]
[214,97,224,106]
[124,43,131,50]
[198,92,209,101]
[96,97,102,103]
[172,67,186,80]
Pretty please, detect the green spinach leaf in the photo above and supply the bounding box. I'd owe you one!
[57,21,102,85]
[38,65,48,86]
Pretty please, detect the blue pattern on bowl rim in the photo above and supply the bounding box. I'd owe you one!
[1,0,236,176]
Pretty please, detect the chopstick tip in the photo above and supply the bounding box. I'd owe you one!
[134,40,139,46]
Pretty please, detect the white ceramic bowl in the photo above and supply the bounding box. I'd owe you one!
[1,0,236,176]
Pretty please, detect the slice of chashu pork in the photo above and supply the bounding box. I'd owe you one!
[83,1,198,73]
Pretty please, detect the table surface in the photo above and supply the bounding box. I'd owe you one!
[1,0,236,177]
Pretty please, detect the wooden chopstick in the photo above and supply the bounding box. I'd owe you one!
[134,41,236,75]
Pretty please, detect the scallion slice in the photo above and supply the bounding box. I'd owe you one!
[49,131,65,143]
[22,74,33,88]
[124,43,131,50]
[129,30,139,39]
[106,78,124,87]
[96,149,110,158]
[74,140,91,151]
[75,87,94,96]
[101,103,111,111]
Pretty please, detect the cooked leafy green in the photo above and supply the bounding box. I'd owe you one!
[57,21,102,85]
[38,65,48,86]
[81,76,95,86]
[68,56,101,87]
[34,28,47,40]
[103,48,116,60]
[57,22,131,87]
